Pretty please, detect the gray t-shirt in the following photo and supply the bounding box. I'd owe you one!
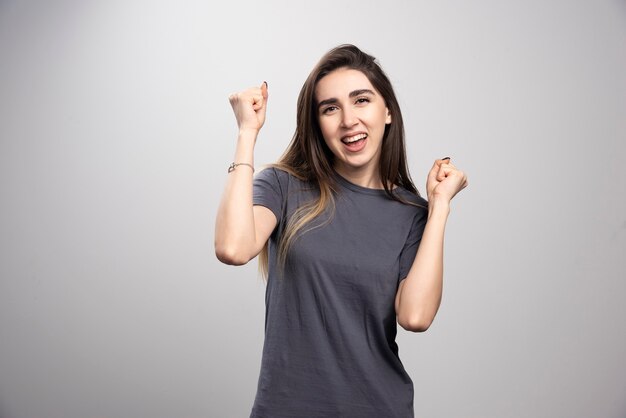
[250,167,428,418]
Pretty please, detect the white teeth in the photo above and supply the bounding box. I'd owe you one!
[343,133,367,143]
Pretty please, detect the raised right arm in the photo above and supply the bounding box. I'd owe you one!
[214,82,277,265]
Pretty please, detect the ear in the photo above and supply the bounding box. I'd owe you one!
[385,108,392,124]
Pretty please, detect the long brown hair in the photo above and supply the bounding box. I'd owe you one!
[259,44,420,277]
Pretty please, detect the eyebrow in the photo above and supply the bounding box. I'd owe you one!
[317,89,376,109]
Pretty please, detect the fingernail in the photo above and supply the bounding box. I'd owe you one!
[263,81,268,88]
[442,156,451,160]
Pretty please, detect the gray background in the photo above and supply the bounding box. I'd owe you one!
[1,0,625,417]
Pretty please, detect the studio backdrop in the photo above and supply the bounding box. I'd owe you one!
[1,1,625,417]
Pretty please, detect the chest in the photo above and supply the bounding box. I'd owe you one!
[284,193,414,295]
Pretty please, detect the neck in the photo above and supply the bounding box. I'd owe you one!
[333,164,384,189]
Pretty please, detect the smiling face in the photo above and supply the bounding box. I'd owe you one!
[315,67,391,186]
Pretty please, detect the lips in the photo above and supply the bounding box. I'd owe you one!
[340,132,368,152]
[341,133,367,144]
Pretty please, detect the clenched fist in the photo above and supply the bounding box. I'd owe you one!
[229,81,269,134]
[426,157,468,203]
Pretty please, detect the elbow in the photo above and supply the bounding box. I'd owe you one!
[214,244,252,266]
[398,314,433,333]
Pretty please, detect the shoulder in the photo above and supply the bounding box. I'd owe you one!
[255,165,297,182]
[393,186,429,212]
[254,166,317,204]
[254,166,290,188]
[255,165,313,189]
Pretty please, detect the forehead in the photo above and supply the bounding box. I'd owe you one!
[315,68,376,100]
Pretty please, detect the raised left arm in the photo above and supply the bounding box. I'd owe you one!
[395,158,468,332]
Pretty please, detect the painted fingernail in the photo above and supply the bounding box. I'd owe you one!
[263,81,268,88]
[442,156,451,160]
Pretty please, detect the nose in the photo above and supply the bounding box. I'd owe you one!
[340,107,358,128]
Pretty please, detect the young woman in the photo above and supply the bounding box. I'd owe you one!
[215,44,467,418]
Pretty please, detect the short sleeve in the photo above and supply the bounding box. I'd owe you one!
[253,167,285,226]
[398,206,428,283]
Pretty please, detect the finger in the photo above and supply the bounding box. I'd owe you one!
[461,173,469,189]
[432,157,451,171]
[436,157,451,167]
[427,160,441,183]
[431,156,453,172]
[230,90,256,106]
[436,164,455,182]
[436,166,447,182]
[443,169,467,191]
[251,93,264,110]
[257,82,269,119]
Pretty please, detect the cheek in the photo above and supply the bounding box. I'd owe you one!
[363,106,385,123]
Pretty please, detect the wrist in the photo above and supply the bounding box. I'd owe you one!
[427,196,451,217]
[238,128,260,139]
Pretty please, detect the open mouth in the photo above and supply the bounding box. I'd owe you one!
[341,133,367,145]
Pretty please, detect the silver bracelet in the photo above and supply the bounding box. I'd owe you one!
[228,162,254,173]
